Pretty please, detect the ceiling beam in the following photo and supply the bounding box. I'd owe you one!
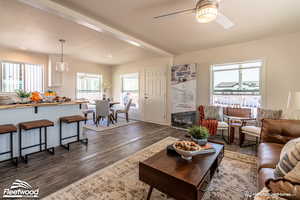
[17,0,173,57]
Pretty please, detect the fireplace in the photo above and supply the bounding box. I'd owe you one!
[171,111,196,129]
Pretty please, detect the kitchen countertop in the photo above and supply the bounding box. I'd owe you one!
[0,101,87,110]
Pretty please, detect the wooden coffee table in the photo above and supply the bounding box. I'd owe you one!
[139,142,224,200]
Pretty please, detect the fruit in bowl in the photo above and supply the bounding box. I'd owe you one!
[173,141,201,160]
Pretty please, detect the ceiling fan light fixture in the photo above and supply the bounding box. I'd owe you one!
[196,1,218,23]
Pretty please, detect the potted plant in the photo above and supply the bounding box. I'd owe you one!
[15,89,31,103]
[188,126,210,146]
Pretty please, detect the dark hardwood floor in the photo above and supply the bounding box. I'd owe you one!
[0,121,256,198]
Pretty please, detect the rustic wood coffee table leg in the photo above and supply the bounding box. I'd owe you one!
[147,186,153,200]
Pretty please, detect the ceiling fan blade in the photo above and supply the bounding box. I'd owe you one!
[215,12,234,29]
[154,8,196,19]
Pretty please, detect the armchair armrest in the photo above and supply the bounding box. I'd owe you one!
[261,119,300,144]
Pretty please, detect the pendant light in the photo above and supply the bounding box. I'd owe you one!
[56,39,69,72]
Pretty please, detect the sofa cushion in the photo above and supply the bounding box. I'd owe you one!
[258,143,284,171]
[258,168,275,190]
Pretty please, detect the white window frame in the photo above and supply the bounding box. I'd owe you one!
[120,73,139,109]
[210,59,265,107]
[0,60,44,93]
[75,72,103,100]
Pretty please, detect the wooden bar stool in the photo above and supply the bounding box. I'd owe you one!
[0,124,18,166]
[19,120,55,163]
[59,115,88,151]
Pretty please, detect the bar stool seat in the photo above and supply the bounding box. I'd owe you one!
[60,115,86,124]
[20,120,54,130]
[0,124,17,134]
[59,115,88,151]
[19,119,55,163]
[0,124,18,166]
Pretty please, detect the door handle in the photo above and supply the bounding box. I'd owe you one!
[145,96,149,99]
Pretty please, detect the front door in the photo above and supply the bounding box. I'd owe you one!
[143,68,167,124]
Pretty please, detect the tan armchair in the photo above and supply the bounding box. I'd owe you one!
[239,108,282,147]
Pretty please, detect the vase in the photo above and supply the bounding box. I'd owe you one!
[191,136,208,146]
[20,97,29,104]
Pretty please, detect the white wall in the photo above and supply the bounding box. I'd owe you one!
[0,46,112,99]
[112,56,173,123]
[48,55,112,99]
[174,32,300,110]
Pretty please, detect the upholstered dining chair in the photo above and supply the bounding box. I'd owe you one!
[115,99,132,122]
[82,103,95,124]
[95,100,114,127]
[239,108,283,147]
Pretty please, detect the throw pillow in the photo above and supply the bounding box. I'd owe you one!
[274,142,300,178]
[257,108,283,127]
[266,178,300,200]
[280,137,300,160]
[285,162,300,183]
[204,106,223,121]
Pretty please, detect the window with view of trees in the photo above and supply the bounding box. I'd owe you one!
[211,61,262,108]
[121,73,139,108]
[0,61,44,93]
[76,73,102,101]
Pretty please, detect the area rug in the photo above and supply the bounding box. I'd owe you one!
[44,137,257,200]
[84,118,138,132]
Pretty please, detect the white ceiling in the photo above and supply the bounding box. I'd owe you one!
[0,0,163,65]
[52,0,300,54]
[1,0,300,65]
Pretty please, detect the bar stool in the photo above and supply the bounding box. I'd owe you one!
[0,124,18,166]
[59,115,88,151]
[19,120,55,163]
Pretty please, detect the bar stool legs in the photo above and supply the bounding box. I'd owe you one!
[0,132,18,166]
[0,124,18,166]
[59,115,88,151]
[19,120,55,164]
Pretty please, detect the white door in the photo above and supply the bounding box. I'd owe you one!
[143,68,167,124]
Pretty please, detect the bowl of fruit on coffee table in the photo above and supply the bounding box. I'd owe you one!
[173,141,202,160]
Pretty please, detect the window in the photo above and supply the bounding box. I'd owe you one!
[0,61,44,93]
[121,73,139,108]
[76,73,102,101]
[211,61,262,108]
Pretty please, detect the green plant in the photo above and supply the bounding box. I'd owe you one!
[15,89,31,98]
[188,126,210,140]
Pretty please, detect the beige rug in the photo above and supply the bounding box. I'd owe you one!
[84,118,138,132]
[44,137,257,200]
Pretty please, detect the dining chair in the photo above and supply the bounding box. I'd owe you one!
[95,100,114,127]
[115,99,132,122]
[82,103,95,124]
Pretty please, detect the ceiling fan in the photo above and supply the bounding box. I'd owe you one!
[154,0,234,29]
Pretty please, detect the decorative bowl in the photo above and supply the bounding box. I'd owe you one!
[173,143,201,160]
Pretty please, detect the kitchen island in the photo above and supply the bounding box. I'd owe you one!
[0,101,87,161]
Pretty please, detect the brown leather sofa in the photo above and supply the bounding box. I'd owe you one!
[257,119,300,190]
